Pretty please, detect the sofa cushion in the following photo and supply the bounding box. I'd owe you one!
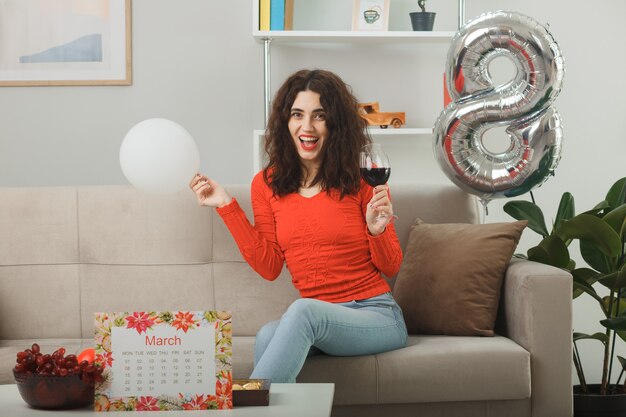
[212,185,255,262]
[232,336,256,380]
[377,335,531,403]
[78,186,212,265]
[79,264,216,336]
[0,187,78,265]
[298,349,379,406]
[214,264,300,337]
[393,219,526,336]
[0,265,82,340]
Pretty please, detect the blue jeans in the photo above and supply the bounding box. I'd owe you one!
[250,292,408,383]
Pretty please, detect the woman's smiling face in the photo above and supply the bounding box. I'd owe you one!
[288,90,328,169]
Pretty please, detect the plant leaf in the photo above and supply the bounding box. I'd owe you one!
[601,316,626,331]
[503,200,549,237]
[598,264,626,291]
[572,280,599,302]
[554,192,575,231]
[586,200,610,214]
[580,239,613,274]
[572,268,602,300]
[601,295,626,320]
[606,177,626,209]
[567,259,577,270]
[560,214,622,258]
[573,332,609,344]
[598,272,620,291]
[526,235,570,268]
[603,203,626,238]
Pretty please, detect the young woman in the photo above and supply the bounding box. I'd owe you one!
[189,69,407,383]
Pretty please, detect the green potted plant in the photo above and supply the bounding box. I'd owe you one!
[503,178,626,415]
[409,0,436,31]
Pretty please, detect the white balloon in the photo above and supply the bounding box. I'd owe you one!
[120,119,200,194]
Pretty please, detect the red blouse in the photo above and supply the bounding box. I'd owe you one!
[216,172,403,303]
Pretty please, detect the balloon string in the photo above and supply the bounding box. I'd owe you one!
[530,191,536,205]
[479,198,489,224]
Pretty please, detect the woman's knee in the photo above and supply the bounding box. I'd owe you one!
[256,320,279,344]
[279,298,330,340]
[284,298,323,320]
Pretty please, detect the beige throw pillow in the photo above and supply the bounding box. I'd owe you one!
[393,219,527,336]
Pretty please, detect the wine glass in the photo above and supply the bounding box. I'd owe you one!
[360,143,394,221]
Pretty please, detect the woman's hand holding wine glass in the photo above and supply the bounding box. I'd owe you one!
[360,143,397,235]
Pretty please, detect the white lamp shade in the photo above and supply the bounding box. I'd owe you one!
[120,118,200,194]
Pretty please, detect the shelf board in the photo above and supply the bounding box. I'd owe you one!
[253,30,455,43]
[366,127,432,136]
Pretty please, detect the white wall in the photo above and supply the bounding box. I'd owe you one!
[1,0,625,385]
[0,0,264,186]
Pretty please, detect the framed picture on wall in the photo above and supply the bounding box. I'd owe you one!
[352,0,390,31]
[0,0,132,86]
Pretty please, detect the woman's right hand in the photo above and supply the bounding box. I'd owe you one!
[189,173,233,208]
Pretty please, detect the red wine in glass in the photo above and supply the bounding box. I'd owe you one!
[360,167,391,187]
[360,143,395,221]
[360,143,391,186]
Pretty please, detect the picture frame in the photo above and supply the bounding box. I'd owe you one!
[0,0,132,86]
[352,0,390,31]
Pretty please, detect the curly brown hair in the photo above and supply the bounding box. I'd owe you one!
[263,69,371,198]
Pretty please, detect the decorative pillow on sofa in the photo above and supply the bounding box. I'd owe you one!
[392,218,527,336]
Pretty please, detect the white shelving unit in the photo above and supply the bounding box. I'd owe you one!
[250,0,466,174]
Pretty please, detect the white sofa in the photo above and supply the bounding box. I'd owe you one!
[0,184,572,416]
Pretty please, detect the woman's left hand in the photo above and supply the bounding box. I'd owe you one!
[366,185,394,236]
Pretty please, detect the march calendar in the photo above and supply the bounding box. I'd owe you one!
[93,311,232,411]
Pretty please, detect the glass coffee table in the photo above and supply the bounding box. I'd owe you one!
[0,383,334,416]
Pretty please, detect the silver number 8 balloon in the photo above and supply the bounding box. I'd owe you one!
[433,11,565,205]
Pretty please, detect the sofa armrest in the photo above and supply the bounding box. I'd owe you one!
[498,258,572,417]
